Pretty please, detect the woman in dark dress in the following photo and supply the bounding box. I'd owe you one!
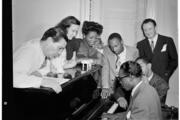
[55,16,81,68]
[77,21,104,65]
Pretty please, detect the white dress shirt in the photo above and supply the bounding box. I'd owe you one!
[148,34,158,48]
[147,73,154,82]
[50,49,66,73]
[115,46,126,73]
[13,38,45,88]
[131,80,143,97]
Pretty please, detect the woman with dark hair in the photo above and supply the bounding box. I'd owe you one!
[54,16,83,69]
[55,16,80,40]
[77,21,104,65]
[55,16,81,62]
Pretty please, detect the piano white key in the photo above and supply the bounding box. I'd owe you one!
[107,102,118,113]
[102,102,119,120]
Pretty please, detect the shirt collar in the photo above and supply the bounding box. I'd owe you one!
[118,45,126,57]
[131,80,143,96]
[148,72,153,81]
[148,34,158,46]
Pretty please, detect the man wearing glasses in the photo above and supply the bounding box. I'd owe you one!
[102,61,162,120]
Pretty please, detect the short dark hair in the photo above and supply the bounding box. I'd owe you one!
[108,33,122,44]
[55,16,80,34]
[135,57,151,64]
[120,61,142,78]
[141,18,157,31]
[82,21,103,35]
[41,27,68,42]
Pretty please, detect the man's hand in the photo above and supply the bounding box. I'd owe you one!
[117,97,127,109]
[41,77,62,93]
[101,88,112,99]
[31,71,42,77]
[101,113,119,120]
[92,88,101,99]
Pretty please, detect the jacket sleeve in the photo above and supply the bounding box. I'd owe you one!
[165,38,178,79]
[13,46,42,88]
[133,48,139,60]
[136,42,145,58]
[129,101,150,120]
[155,77,169,100]
[101,53,110,88]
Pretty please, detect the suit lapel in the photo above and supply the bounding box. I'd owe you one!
[153,34,163,54]
[127,82,145,111]
[105,47,117,73]
[144,39,153,56]
[149,73,156,86]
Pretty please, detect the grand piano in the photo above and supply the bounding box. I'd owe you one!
[13,65,121,120]
[12,65,178,120]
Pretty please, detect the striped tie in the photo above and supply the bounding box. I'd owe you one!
[151,40,154,52]
[115,55,120,69]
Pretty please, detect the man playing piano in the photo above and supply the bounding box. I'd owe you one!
[102,61,162,120]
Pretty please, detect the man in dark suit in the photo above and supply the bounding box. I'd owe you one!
[136,57,169,105]
[137,18,178,83]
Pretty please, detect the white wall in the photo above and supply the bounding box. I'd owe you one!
[99,0,140,46]
[155,0,178,107]
[13,0,178,107]
[13,0,81,51]
[145,0,178,107]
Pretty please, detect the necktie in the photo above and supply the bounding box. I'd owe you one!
[150,40,154,52]
[115,55,120,69]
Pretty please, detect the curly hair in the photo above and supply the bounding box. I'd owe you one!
[120,61,142,78]
[82,21,103,35]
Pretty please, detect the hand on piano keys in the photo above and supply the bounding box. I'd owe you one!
[101,102,119,120]
[101,88,113,99]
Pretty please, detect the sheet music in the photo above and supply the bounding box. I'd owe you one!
[43,76,70,85]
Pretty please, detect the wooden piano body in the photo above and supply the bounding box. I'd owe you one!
[12,66,117,120]
[12,65,178,120]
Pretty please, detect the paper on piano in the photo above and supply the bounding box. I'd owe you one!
[43,76,70,85]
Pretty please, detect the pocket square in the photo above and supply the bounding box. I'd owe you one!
[161,44,167,52]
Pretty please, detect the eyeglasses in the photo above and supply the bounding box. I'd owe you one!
[116,75,129,82]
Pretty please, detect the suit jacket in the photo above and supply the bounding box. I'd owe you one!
[149,73,169,103]
[137,34,178,82]
[101,45,139,92]
[127,81,162,120]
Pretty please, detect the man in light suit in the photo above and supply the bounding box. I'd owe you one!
[137,18,178,83]
[102,61,162,120]
[101,33,139,108]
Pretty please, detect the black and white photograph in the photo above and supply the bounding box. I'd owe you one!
[3,0,179,119]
